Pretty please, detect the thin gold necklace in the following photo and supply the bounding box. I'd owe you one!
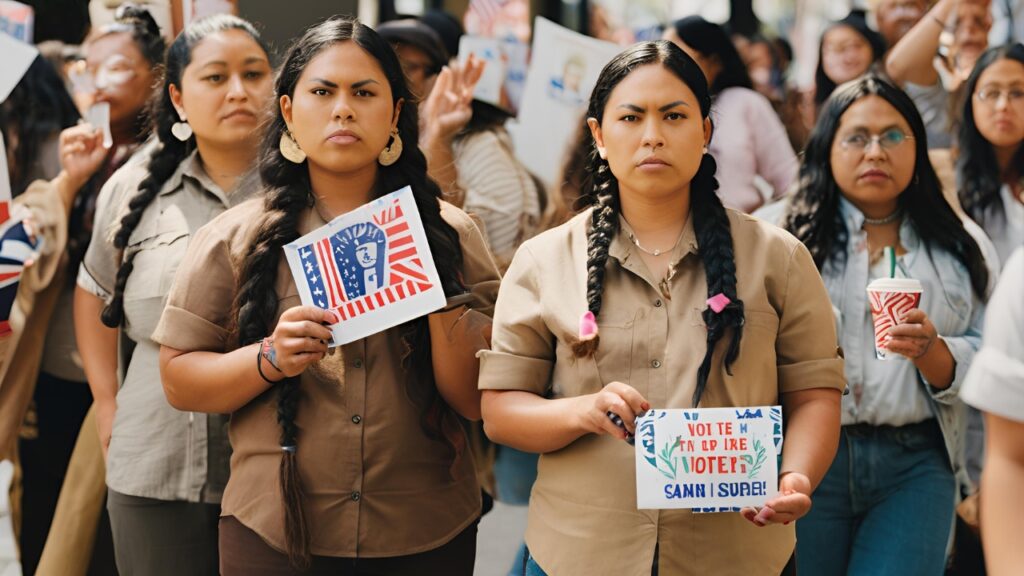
[627,227,686,257]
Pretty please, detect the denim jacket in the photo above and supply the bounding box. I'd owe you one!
[819,198,999,489]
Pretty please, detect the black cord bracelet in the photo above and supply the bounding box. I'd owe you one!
[257,338,284,384]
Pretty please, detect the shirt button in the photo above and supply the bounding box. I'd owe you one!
[353,358,363,368]
[651,359,662,368]
[352,415,362,424]
[351,491,361,502]
[654,299,663,307]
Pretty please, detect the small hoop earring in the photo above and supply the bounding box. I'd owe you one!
[378,129,402,166]
[702,146,708,154]
[279,130,306,164]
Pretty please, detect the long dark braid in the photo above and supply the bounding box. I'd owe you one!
[101,15,268,327]
[231,17,465,569]
[578,40,744,407]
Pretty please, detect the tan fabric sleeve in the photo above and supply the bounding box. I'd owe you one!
[775,242,846,394]
[443,202,502,316]
[478,244,554,395]
[151,221,237,353]
[14,179,68,294]
[77,167,136,299]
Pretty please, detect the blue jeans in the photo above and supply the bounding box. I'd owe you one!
[796,420,955,576]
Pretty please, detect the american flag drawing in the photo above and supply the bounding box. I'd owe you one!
[0,132,39,336]
[285,186,445,347]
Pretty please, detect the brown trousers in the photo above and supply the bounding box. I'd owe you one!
[219,515,478,576]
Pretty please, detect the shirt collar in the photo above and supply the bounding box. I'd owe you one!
[160,148,260,208]
[609,211,698,266]
[838,195,920,256]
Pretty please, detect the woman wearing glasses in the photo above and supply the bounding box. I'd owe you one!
[957,43,1024,268]
[779,75,997,575]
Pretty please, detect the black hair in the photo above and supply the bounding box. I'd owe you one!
[671,16,753,95]
[814,13,886,107]
[420,9,464,59]
[100,15,269,328]
[65,5,167,290]
[232,16,466,568]
[460,99,513,135]
[94,3,167,66]
[0,56,80,196]
[957,43,1024,224]
[580,40,744,408]
[784,75,989,298]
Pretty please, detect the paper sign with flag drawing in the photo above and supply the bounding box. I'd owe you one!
[284,186,446,347]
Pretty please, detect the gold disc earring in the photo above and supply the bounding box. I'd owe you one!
[279,130,307,164]
[378,129,402,166]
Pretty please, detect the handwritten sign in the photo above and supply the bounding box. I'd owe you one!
[635,406,783,511]
[509,18,619,186]
[283,186,446,347]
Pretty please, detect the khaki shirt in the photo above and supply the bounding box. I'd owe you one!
[478,208,845,576]
[78,150,256,503]
[152,197,501,557]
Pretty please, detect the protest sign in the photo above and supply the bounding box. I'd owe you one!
[0,1,32,43]
[510,18,619,187]
[0,30,37,103]
[284,187,446,347]
[458,35,529,115]
[635,406,783,511]
[0,133,40,336]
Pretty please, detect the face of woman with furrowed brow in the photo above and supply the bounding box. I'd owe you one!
[280,41,401,174]
[588,64,710,201]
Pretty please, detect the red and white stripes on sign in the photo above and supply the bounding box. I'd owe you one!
[314,236,346,308]
[329,197,434,322]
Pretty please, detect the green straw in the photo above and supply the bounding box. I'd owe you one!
[886,246,896,278]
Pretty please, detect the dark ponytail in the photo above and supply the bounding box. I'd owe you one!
[579,40,744,406]
[231,17,465,569]
[101,15,268,327]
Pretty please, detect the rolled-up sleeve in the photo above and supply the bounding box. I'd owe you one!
[78,169,136,300]
[961,249,1023,417]
[151,222,236,353]
[775,242,846,394]
[478,244,554,395]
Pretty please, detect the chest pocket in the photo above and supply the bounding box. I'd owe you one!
[716,308,780,407]
[121,199,191,339]
[564,311,636,397]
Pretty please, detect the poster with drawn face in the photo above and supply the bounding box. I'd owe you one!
[510,18,620,187]
[635,406,783,511]
[283,186,446,347]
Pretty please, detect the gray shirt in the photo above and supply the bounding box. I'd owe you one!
[78,149,258,503]
[905,81,952,150]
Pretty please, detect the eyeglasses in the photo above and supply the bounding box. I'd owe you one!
[839,129,914,151]
[975,88,1024,105]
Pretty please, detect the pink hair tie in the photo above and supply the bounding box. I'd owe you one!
[707,293,731,314]
[579,310,598,340]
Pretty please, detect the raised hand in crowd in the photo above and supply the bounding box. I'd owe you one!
[419,54,485,205]
[53,123,109,210]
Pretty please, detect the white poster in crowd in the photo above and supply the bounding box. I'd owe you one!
[511,17,619,187]
[0,30,37,103]
[635,406,783,510]
[283,187,446,348]
[0,0,32,43]
[458,35,529,115]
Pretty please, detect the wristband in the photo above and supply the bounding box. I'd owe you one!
[257,337,284,384]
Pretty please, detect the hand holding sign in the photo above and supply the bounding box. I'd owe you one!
[576,381,649,440]
[740,471,812,527]
[263,306,338,379]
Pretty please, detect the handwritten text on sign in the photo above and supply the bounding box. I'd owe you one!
[635,407,783,510]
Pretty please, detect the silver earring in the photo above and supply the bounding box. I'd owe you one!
[702,146,708,154]
[171,112,193,141]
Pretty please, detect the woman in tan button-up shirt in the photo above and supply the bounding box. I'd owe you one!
[479,41,846,576]
[154,17,500,575]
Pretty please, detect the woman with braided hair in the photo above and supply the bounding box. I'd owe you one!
[154,16,499,574]
[478,40,844,576]
[74,14,273,574]
[779,75,997,574]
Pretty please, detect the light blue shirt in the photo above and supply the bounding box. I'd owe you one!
[977,185,1024,271]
